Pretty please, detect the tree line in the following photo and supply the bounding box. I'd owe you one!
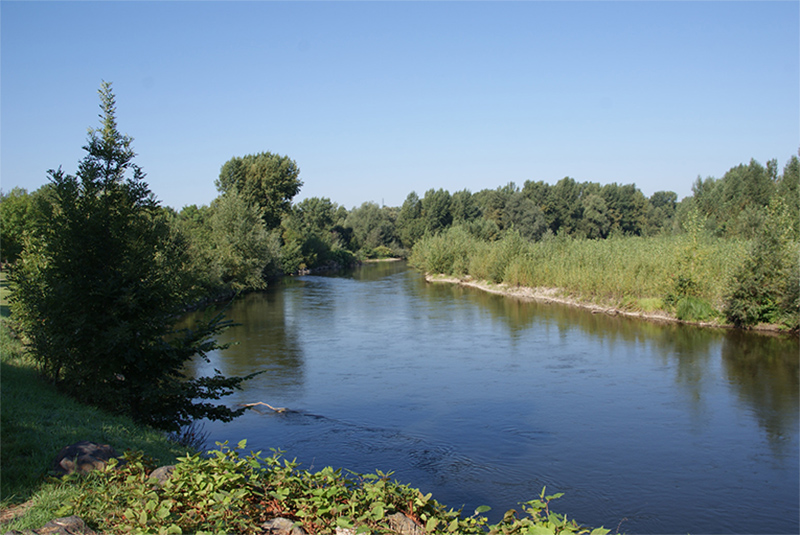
[1,83,797,430]
[4,142,797,296]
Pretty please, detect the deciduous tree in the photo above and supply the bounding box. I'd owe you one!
[216,152,302,229]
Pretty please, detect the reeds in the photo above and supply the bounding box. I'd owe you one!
[410,226,749,312]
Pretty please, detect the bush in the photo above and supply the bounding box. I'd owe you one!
[725,199,800,329]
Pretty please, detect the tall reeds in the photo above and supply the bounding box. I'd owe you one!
[410,226,749,315]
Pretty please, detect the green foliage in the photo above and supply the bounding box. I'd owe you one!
[0,187,38,264]
[216,152,303,230]
[55,442,607,535]
[210,189,276,290]
[504,193,548,241]
[422,188,453,234]
[674,296,716,322]
[280,197,355,273]
[8,82,255,431]
[664,209,710,310]
[725,198,800,329]
[343,202,400,256]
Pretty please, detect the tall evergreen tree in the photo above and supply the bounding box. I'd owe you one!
[11,82,255,430]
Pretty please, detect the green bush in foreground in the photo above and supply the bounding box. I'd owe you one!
[56,441,610,535]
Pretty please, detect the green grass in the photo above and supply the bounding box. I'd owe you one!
[0,317,192,530]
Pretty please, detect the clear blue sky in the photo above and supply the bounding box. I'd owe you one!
[2,1,798,210]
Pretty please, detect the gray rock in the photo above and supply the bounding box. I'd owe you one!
[148,465,175,486]
[386,512,424,535]
[52,441,120,476]
[3,515,96,535]
[261,517,308,535]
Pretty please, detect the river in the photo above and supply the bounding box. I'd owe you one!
[185,261,799,534]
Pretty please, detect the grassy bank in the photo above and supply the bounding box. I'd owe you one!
[1,271,192,528]
[0,323,194,529]
[410,227,754,325]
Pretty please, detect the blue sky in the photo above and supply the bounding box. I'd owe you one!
[2,1,798,210]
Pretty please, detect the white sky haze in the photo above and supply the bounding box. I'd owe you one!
[2,1,798,210]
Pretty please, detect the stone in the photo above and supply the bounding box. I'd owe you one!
[386,512,424,535]
[261,517,308,535]
[3,515,97,535]
[51,441,120,476]
[148,465,175,486]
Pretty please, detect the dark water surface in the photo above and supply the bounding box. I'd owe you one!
[186,262,799,534]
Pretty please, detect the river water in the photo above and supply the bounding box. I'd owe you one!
[185,261,799,534]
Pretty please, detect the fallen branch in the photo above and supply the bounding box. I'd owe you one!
[241,402,288,413]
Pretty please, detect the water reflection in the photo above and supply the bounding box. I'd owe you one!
[722,330,800,457]
[182,288,305,397]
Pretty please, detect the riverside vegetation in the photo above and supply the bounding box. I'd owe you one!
[409,199,799,330]
[0,82,797,532]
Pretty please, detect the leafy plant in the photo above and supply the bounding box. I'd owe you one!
[56,442,612,535]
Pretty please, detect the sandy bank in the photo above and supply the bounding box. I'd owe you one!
[424,274,727,328]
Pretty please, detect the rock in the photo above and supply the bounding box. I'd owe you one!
[148,465,175,486]
[51,441,120,476]
[387,512,424,535]
[3,515,96,535]
[261,517,308,535]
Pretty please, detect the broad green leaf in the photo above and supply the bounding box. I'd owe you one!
[526,525,556,535]
[336,517,354,529]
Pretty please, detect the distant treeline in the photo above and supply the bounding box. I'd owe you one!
[2,151,797,302]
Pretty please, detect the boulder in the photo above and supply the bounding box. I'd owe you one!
[148,465,175,486]
[51,441,120,476]
[3,515,96,535]
[387,512,424,535]
[261,517,308,535]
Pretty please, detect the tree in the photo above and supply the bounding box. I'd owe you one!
[0,187,35,264]
[397,192,425,248]
[211,188,277,290]
[725,198,800,329]
[450,189,481,224]
[580,193,610,239]
[344,202,399,255]
[280,197,352,272]
[10,82,255,431]
[544,177,582,235]
[421,188,453,234]
[503,192,548,241]
[216,152,302,229]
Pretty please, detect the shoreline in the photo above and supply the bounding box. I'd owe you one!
[424,274,794,335]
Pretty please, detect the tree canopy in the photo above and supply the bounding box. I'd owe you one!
[216,152,302,229]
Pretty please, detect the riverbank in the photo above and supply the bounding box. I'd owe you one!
[425,273,794,334]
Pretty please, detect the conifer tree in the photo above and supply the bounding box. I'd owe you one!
[11,82,255,430]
